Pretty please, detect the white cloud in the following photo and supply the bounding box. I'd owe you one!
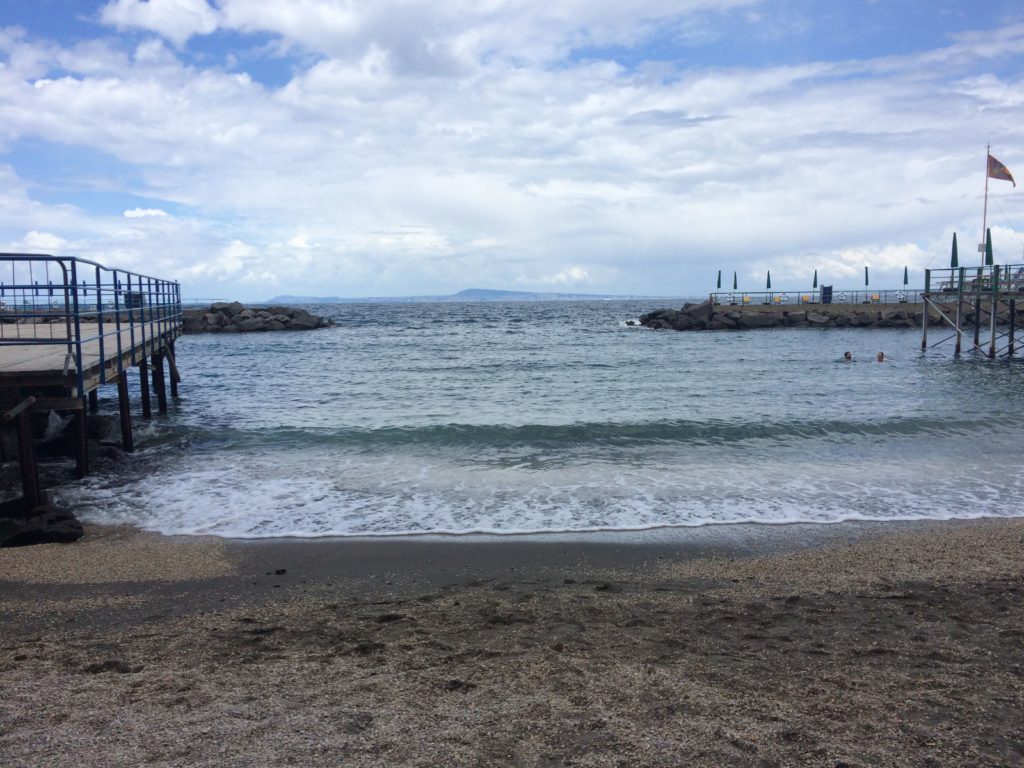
[15,230,69,253]
[123,207,169,218]
[100,0,220,48]
[544,266,591,285]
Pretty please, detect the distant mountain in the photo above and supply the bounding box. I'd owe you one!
[264,289,680,304]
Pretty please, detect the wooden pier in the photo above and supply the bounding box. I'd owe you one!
[921,263,1024,357]
[1,254,182,513]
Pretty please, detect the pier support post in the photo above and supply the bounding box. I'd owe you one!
[138,358,152,420]
[152,352,168,414]
[117,374,134,453]
[88,389,99,413]
[921,270,930,350]
[988,267,999,359]
[15,409,41,512]
[954,267,964,355]
[972,267,983,349]
[74,404,88,479]
[167,342,180,399]
[1009,300,1016,357]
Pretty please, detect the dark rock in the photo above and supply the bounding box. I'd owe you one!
[1,504,84,547]
[684,300,715,323]
[737,312,778,329]
[237,317,266,332]
[287,316,319,330]
[712,315,737,329]
[785,311,807,326]
[671,314,696,331]
[640,308,676,324]
[211,301,244,316]
[806,312,832,326]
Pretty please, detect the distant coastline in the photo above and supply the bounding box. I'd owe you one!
[264,288,691,304]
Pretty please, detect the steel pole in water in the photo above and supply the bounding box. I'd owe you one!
[15,408,41,511]
[989,265,999,358]
[973,268,982,348]
[954,267,964,355]
[1009,300,1016,357]
[117,374,134,453]
[138,358,152,419]
[74,403,88,479]
[921,269,930,349]
[153,352,168,414]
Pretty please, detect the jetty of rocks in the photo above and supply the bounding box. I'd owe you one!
[639,300,959,331]
[182,302,332,334]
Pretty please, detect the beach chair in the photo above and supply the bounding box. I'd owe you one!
[801,295,811,304]
[742,296,751,305]
[871,294,880,303]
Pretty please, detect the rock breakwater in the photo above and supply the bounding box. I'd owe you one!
[640,300,958,331]
[182,302,331,334]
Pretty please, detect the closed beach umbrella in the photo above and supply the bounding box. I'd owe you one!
[950,233,958,269]
[903,266,908,285]
[812,269,818,289]
[717,270,721,289]
[985,228,994,266]
[766,270,771,290]
[864,266,869,286]
[733,271,737,290]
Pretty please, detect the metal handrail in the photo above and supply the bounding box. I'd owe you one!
[925,263,1024,296]
[0,253,182,398]
[710,288,921,306]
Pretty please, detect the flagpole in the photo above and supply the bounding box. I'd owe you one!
[982,142,990,267]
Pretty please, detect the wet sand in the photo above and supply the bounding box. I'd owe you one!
[1,518,1022,767]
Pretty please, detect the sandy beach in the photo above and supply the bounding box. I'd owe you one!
[1,518,1022,767]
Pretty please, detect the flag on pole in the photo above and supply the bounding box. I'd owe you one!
[988,154,1016,187]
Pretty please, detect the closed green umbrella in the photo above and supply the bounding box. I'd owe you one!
[812,269,818,289]
[766,270,771,290]
[864,266,869,286]
[950,233,958,269]
[733,271,737,290]
[717,270,721,289]
[903,265,908,285]
[985,228,993,266]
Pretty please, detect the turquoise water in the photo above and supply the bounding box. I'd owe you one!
[58,300,1024,537]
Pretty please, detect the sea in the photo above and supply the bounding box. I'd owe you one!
[51,299,1024,538]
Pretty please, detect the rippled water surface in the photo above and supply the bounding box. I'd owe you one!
[58,300,1024,537]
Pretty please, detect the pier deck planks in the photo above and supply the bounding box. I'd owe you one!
[0,322,179,393]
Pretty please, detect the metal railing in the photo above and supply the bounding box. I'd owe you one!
[925,263,1024,296]
[0,253,182,397]
[710,288,922,306]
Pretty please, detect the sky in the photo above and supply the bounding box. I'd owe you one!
[1,0,1023,301]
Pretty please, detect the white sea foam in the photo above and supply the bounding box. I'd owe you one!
[56,446,1024,538]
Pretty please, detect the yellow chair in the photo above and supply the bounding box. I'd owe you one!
[871,294,880,303]
[742,296,751,305]
[801,295,811,303]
